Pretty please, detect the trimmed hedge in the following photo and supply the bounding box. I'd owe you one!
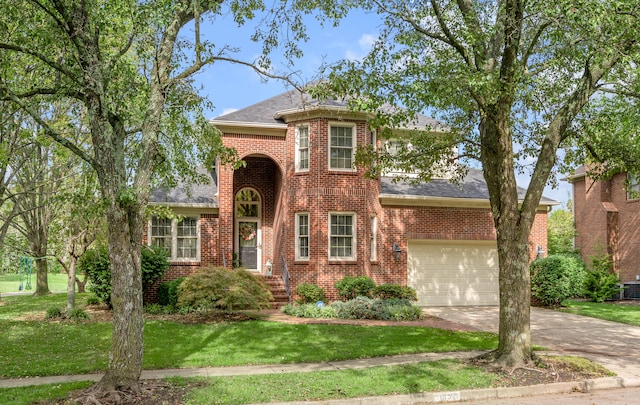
[372,284,417,301]
[295,283,326,304]
[335,276,376,300]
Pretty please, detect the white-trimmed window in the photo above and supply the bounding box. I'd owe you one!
[295,125,309,172]
[628,173,640,200]
[150,216,200,261]
[295,213,310,260]
[329,212,356,260]
[370,215,377,262]
[329,123,356,171]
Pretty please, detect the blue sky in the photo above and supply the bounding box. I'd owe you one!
[193,8,572,208]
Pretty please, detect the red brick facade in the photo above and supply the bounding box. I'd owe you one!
[145,108,551,303]
[573,172,640,282]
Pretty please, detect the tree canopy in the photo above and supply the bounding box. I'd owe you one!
[314,0,640,367]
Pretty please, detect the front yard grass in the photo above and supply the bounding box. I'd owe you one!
[0,293,497,379]
[560,299,640,326]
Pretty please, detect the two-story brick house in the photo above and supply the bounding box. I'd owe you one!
[570,166,640,289]
[148,88,554,306]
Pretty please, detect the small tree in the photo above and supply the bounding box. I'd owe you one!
[583,253,623,303]
[547,207,576,255]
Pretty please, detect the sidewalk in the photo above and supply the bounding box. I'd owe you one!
[2,308,640,404]
[2,350,639,405]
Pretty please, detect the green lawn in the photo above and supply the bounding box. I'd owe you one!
[561,299,640,326]
[0,293,498,379]
[0,294,616,405]
[0,272,71,293]
[180,359,496,404]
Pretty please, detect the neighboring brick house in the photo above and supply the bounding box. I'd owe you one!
[570,166,640,285]
[147,88,554,306]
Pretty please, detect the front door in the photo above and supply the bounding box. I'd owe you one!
[238,220,260,270]
[235,188,261,271]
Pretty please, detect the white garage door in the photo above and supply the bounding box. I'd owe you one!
[408,240,499,306]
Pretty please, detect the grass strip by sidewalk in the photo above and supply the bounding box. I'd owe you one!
[180,359,496,405]
[560,299,640,326]
[0,381,93,405]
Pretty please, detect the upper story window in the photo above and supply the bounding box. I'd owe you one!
[295,213,310,261]
[329,123,356,172]
[628,173,639,200]
[150,215,200,262]
[329,212,356,260]
[295,125,309,172]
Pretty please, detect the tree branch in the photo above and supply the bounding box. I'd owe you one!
[0,87,97,169]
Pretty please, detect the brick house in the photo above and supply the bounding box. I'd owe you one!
[570,166,640,287]
[147,88,554,306]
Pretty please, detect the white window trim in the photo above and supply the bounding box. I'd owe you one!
[295,124,310,173]
[328,122,357,172]
[295,212,310,261]
[628,173,640,200]
[370,215,377,262]
[148,215,201,262]
[328,212,357,261]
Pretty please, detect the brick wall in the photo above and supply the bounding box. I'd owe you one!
[574,172,640,282]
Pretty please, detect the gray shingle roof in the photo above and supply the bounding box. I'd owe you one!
[149,168,218,206]
[211,87,444,130]
[381,168,557,205]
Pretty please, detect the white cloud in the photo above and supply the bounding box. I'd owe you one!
[345,33,377,61]
[222,108,239,115]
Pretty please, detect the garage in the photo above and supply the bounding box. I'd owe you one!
[408,240,499,306]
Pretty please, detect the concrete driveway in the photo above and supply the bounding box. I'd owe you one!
[425,306,640,380]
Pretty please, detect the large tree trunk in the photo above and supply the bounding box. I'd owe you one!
[66,257,77,314]
[32,242,50,296]
[479,108,535,368]
[96,204,145,392]
[494,223,532,367]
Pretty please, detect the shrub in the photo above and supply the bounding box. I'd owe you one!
[79,245,170,308]
[583,253,623,302]
[45,306,63,319]
[295,283,326,304]
[158,277,185,307]
[85,295,101,306]
[372,284,417,301]
[177,267,273,311]
[282,303,338,318]
[385,303,423,321]
[141,246,170,289]
[530,254,587,306]
[79,246,112,307]
[67,308,90,321]
[335,276,376,300]
[332,296,389,320]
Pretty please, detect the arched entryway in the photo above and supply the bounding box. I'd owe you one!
[235,187,261,271]
[231,155,283,275]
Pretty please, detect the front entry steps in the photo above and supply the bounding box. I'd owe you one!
[259,275,290,309]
